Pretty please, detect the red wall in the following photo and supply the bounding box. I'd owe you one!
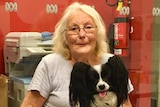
[129,0,153,107]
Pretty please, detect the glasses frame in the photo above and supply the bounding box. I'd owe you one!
[65,25,97,35]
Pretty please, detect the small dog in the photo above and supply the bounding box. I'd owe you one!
[69,55,128,107]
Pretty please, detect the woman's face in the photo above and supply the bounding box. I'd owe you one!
[65,9,97,56]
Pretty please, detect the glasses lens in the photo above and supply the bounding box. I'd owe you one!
[66,25,96,35]
[67,26,79,35]
[84,25,95,33]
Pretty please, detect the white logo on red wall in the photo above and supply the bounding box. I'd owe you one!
[46,4,58,14]
[153,7,160,16]
[5,2,18,12]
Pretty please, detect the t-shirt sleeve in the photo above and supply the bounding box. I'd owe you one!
[28,57,52,98]
[128,79,134,93]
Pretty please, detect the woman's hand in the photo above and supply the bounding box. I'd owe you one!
[122,97,132,107]
[20,90,46,107]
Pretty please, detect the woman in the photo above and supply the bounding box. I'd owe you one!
[21,2,133,107]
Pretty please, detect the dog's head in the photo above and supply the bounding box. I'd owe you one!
[86,62,112,97]
[69,55,128,107]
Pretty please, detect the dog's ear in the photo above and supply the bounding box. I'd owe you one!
[70,62,91,87]
[108,55,128,80]
[108,55,129,105]
[69,62,91,107]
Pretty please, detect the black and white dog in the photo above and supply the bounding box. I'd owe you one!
[69,55,128,107]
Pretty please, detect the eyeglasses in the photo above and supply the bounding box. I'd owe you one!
[65,25,96,35]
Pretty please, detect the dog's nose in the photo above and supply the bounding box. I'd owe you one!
[98,85,105,90]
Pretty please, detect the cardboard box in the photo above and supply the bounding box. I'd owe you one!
[0,74,8,107]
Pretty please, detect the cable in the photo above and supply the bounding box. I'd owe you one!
[106,0,121,6]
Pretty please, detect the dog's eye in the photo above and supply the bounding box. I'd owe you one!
[94,73,99,79]
[93,72,99,80]
[87,70,99,82]
[101,71,111,81]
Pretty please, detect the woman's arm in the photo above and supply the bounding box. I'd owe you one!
[122,97,132,107]
[21,90,46,107]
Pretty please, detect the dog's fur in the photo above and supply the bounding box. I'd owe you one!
[69,55,129,107]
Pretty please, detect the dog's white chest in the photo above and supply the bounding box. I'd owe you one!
[91,92,118,107]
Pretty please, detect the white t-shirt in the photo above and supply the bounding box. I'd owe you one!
[28,53,134,107]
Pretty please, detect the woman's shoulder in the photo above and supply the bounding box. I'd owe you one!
[41,53,66,64]
[43,53,63,59]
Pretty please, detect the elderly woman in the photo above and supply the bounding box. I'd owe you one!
[21,2,133,107]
